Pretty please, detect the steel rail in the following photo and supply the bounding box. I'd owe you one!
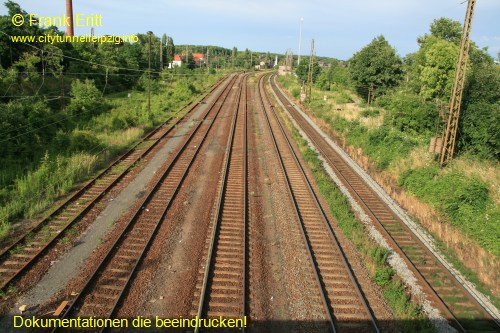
[194,74,248,333]
[257,74,335,332]
[270,74,499,332]
[262,74,380,332]
[51,74,240,332]
[0,76,227,294]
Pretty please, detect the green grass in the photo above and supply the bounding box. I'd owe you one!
[398,166,499,256]
[0,74,222,241]
[0,152,100,239]
[278,75,423,170]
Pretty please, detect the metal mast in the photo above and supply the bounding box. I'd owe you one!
[439,0,476,167]
[306,38,315,102]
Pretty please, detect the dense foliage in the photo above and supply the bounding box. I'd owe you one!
[349,36,403,99]
[295,59,321,84]
[281,15,499,257]
[0,2,225,238]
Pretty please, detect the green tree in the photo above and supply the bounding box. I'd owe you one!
[13,51,41,94]
[315,60,349,90]
[460,64,500,159]
[161,33,167,70]
[166,36,175,65]
[349,35,403,100]
[418,37,458,100]
[295,59,320,84]
[408,19,464,100]
[41,44,64,77]
[0,1,44,67]
[232,47,237,68]
[68,79,107,118]
[420,17,462,44]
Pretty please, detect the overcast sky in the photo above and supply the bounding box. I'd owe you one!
[3,0,500,59]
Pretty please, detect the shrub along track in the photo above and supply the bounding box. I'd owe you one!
[190,73,249,332]
[49,73,242,330]
[258,74,379,333]
[269,74,499,333]
[0,77,227,299]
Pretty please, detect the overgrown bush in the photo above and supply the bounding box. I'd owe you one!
[461,101,500,159]
[53,129,104,154]
[291,87,300,98]
[375,267,395,287]
[360,109,380,118]
[399,167,498,255]
[0,152,100,239]
[376,91,436,134]
[67,79,109,118]
[347,123,419,170]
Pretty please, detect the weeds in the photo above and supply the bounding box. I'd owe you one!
[0,74,220,242]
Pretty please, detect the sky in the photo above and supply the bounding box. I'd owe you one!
[2,0,500,60]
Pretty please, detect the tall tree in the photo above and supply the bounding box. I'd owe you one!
[295,59,320,84]
[418,37,459,100]
[349,35,403,100]
[407,18,465,100]
[160,33,166,70]
[423,17,462,44]
[166,36,175,66]
[232,47,237,68]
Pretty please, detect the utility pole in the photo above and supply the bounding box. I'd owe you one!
[160,36,164,74]
[65,0,74,36]
[439,0,476,167]
[148,31,152,114]
[60,70,65,111]
[298,17,304,66]
[306,38,315,102]
[284,49,294,73]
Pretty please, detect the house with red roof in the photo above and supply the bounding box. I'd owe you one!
[169,53,205,68]
[192,53,204,64]
[171,54,183,68]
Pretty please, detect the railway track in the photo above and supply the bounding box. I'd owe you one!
[191,74,248,332]
[258,74,379,333]
[0,76,227,296]
[50,74,242,331]
[269,74,500,333]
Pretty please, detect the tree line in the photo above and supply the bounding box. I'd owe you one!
[300,18,499,160]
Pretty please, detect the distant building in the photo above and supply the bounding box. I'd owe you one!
[255,61,269,70]
[171,54,182,67]
[170,53,205,68]
[278,65,292,76]
[193,53,205,64]
[317,61,331,69]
